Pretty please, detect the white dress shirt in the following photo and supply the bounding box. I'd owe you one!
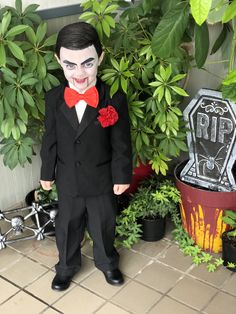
[75,100,87,123]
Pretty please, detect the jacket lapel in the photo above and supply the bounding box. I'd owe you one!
[75,105,98,138]
[60,100,79,131]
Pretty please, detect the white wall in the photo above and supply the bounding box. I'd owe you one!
[2,0,83,10]
[0,147,41,210]
[186,24,227,100]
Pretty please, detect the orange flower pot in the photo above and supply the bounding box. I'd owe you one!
[175,161,236,253]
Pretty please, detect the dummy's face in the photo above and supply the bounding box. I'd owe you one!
[57,45,103,93]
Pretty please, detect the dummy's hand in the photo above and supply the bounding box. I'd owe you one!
[40,180,54,191]
[113,184,130,195]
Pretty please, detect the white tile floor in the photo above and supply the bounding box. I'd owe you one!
[0,222,236,314]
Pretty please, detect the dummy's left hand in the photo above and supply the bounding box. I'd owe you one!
[113,184,130,195]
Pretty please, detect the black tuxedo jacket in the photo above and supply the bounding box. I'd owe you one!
[40,79,132,197]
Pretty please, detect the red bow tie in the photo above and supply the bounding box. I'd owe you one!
[64,86,99,108]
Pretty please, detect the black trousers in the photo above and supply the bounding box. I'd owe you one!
[54,192,119,276]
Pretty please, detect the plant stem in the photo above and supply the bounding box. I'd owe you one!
[228,17,236,73]
[137,18,149,40]
[205,59,229,65]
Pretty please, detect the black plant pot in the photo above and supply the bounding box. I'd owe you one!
[25,190,57,234]
[140,216,166,242]
[222,231,236,272]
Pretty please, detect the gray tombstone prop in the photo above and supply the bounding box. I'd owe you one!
[180,88,236,191]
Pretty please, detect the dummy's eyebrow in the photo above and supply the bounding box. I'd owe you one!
[63,60,77,66]
[81,57,95,65]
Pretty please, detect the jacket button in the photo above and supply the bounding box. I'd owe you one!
[76,161,81,167]
[76,139,81,144]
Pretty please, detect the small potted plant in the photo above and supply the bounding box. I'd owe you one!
[116,177,181,246]
[134,178,181,241]
[221,210,236,271]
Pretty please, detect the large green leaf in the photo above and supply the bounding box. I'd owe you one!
[47,73,60,87]
[22,89,34,107]
[21,77,38,86]
[223,69,236,85]
[195,22,209,68]
[36,97,45,115]
[207,0,228,24]
[16,119,27,134]
[17,106,28,123]
[26,51,38,71]
[17,89,24,107]
[3,85,16,105]
[37,54,46,79]
[43,33,57,47]
[4,99,14,118]
[7,41,25,61]
[190,0,212,25]
[0,11,11,35]
[210,24,227,54]
[18,144,28,166]
[2,117,14,138]
[222,0,236,23]
[2,73,16,84]
[23,4,40,14]
[25,27,37,45]
[15,0,23,13]
[3,145,18,170]
[0,99,4,124]
[25,13,41,25]
[11,126,21,140]
[221,25,233,63]
[5,25,28,38]
[222,83,236,102]
[0,44,6,67]
[151,2,189,58]
[161,0,180,15]
[36,22,47,44]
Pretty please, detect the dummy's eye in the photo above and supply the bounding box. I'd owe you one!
[84,62,94,68]
[66,64,76,70]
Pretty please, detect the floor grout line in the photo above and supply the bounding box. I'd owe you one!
[0,274,61,313]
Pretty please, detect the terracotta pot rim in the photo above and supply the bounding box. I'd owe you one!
[175,160,236,208]
[174,160,236,195]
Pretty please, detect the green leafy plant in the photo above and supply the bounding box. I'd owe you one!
[35,182,58,204]
[115,177,181,248]
[188,0,236,102]
[80,0,236,175]
[172,225,225,272]
[131,178,181,219]
[0,0,60,169]
[222,210,236,237]
[172,208,236,272]
[115,205,142,249]
[80,0,190,175]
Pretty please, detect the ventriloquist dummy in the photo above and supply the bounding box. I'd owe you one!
[40,21,132,291]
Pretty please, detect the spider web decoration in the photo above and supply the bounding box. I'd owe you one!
[180,89,236,192]
[0,202,58,250]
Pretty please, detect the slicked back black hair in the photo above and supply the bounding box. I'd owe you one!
[55,21,102,58]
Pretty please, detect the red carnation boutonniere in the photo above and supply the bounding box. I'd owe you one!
[97,105,119,128]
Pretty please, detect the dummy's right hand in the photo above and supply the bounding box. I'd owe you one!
[40,180,54,191]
